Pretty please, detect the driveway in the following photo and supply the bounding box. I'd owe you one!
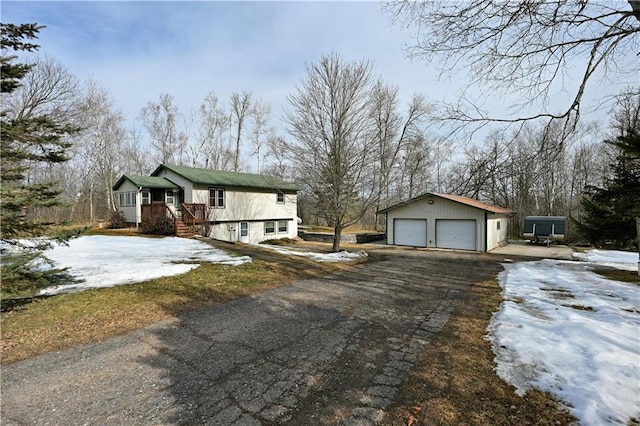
[1,252,502,425]
[489,240,574,260]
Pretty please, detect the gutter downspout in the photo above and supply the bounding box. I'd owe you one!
[137,186,142,228]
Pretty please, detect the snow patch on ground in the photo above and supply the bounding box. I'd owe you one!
[488,252,640,425]
[35,235,250,295]
[572,249,639,271]
[259,244,368,262]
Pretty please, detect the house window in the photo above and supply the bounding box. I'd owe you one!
[265,221,275,235]
[141,191,150,205]
[209,188,225,208]
[119,191,136,207]
[240,222,248,237]
[278,220,288,233]
[277,192,285,204]
[497,222,501,231]
[165,190,175,205]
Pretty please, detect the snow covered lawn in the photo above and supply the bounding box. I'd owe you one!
[36,235,251,295]
[259,244,368,262]
[488,250,639,425]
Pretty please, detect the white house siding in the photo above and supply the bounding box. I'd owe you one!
[386,195,486,251]
[115,179,140,224]
[190,185,297,243]
[153,169,194,203]
[486,214,508,251]
[208,218,297,245]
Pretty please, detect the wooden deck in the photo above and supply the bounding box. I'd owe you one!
[141,203,207,237]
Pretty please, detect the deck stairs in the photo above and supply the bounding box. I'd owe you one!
[174,218,196,238]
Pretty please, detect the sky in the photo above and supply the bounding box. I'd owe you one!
[3,1,637,171]
[3,2,441,126]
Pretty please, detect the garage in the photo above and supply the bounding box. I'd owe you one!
[394,219,427,247]
[377,192,512,252]
[436,219,476,250]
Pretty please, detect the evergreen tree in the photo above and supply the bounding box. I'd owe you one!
[575,130,640,248]
[1,23,78,296]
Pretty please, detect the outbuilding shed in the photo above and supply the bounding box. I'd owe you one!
[377,193,513,252]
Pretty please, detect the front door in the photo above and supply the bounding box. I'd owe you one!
[239,222,249,243]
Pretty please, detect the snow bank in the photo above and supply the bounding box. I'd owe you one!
[488,258,640,425]
[572,249,639,271]
[260,244,368,262]
[36,235,251,295]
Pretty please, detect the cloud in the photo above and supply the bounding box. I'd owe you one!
[3,0,631,158]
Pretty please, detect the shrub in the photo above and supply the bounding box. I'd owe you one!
[260,237,296,246]
[141,215,174,235]
[106,210,128,229]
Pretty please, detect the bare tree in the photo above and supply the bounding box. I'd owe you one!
[284,52,378,251]
[138,93,184,165]
[3,53,83,223]
[6,54,82,123]
[196,92,232,170]
[387,1,640,136]
[74,79,126,217]
[250,97,272,174]
[369,82,431,223]
[399,133,432,200]
[230,91,252,172]
[262,135,290,180]
[122,125,153,175]
[610,87,640,137]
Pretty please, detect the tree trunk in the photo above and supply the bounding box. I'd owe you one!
[332,223,343,252]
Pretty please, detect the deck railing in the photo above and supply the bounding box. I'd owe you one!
[141,202,174,222]
[181,203,206,229]
[141,202,207,235]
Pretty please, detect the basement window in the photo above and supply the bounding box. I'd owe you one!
[265,221,275,235]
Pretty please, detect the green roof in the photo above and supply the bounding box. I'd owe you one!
[152,164,298,191]
[113,175,179,190]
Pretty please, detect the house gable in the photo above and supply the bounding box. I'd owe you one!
[377,192,512,216]
[112,175,179,191]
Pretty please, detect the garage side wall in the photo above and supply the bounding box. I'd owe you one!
[486,214,508,251]
[386,196,486,250]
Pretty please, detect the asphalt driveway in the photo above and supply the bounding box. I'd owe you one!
[1,251,502,425]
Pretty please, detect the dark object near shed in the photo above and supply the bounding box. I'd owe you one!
[523,216,566,246]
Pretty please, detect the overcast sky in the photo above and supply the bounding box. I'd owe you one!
[3,1,636,170]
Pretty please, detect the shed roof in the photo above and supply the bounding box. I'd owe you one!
[377,192,513,215]
[112,175,179,190]
[152,164,298,191]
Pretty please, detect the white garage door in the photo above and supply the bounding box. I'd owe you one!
[394,219,427,247]
[436,219,477,250]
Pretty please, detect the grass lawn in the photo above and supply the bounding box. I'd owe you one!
[0,239,356,364]
[594,268,640,284]
[1,234,576,424]
[386,277,576,425]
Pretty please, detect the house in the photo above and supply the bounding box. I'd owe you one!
[377,192,512,252]
[112,164,298,244]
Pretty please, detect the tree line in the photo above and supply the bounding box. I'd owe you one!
[2,20,638,255]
